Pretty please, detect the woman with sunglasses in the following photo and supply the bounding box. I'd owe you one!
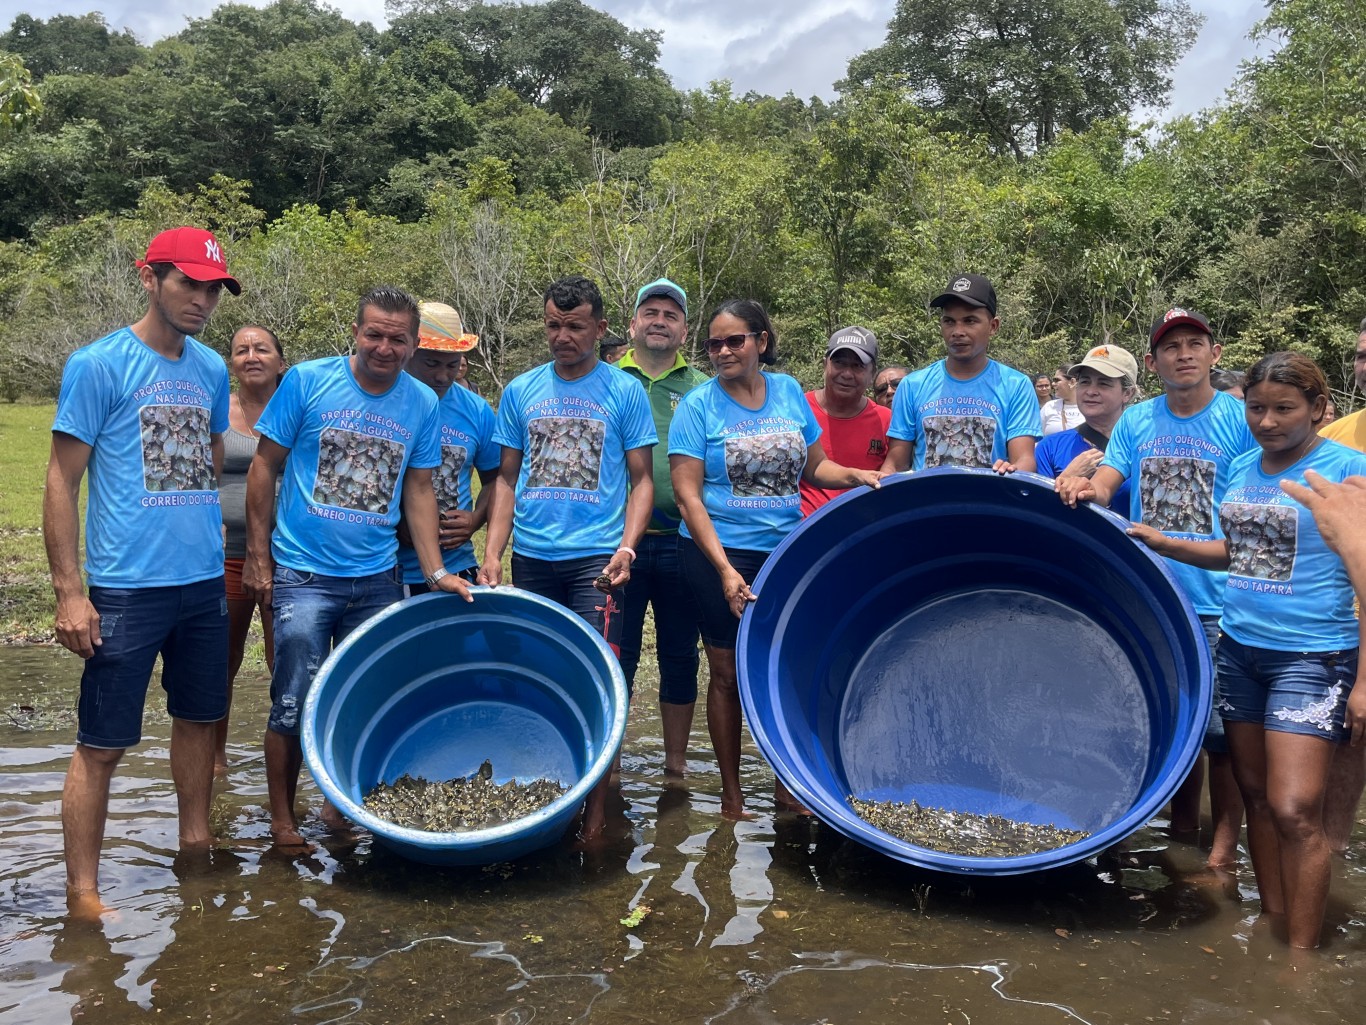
[1129,352,1366,948]
[669,299,884,818]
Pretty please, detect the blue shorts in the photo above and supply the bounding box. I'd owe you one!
[1200,616,1228,755]
[268,566,403,736]
[511,553,624,658]
[680,538,770,651]
[77,577,229,749]
[1216,634,1357,742]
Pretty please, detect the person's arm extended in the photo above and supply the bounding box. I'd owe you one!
[803,441,885,490]
[1002,436,1036,474]
[1057,465,1125,507]
[601,447,655,589]
[1281,471,1366,745]
[402,466,473,600]
[43,432,99,658]
[879,438,913,474]
[672,453,751,618]
[1127,523,1231,569]
[242,437,289,607]
[477,447,521,587]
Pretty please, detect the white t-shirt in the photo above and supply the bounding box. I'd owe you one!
[1041,399,1083,435]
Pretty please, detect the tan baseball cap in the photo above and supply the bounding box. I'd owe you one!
[1070,343,1138,380]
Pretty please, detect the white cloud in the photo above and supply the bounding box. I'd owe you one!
[11,0,1273,118]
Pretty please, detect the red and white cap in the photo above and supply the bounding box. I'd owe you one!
[136,227,241,296]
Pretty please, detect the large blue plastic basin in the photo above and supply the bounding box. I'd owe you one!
[302,587,628,865]
[737,468,1211,875]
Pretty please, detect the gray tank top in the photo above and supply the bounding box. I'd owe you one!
[220,427,259,558]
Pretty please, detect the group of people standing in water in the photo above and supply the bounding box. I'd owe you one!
[41,226,1366,951]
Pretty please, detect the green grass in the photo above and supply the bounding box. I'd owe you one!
[0,402,61,642]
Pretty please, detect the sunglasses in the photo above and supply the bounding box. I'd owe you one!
[705,332,757,353]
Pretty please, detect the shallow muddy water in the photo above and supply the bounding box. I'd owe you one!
[2,644,1364,1024]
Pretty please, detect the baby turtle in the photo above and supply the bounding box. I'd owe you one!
[849,796,1090,857]
[593,573,614,593]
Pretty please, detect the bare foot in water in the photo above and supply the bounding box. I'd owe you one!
[66,889,114,923]
[269,822,316,853]
[320,800,360,835]
[774,782,814,817]
[720,798,755,822]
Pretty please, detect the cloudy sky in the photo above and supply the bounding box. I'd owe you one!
[15,0,1272,119]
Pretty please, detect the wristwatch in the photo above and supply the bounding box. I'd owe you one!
[426,568,450,586]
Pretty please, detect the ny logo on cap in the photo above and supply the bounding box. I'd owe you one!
[952,278,971,293]
[1163,308,1188,322]
[204,239,223,265]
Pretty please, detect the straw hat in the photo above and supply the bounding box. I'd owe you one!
[418,302,479,352]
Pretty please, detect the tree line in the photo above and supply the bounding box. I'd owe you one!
[0,0,1362,407]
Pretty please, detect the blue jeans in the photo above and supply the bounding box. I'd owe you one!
[268,566,403,735]
[511,553,623,658]
[1217,634,1358,742]
[619,534,702,704]
[78,577,228,748]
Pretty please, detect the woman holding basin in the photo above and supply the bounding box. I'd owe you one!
[1128,352,1366,948]
[669,299,885,819]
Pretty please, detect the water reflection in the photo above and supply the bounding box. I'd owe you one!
[2,646,1365,1025]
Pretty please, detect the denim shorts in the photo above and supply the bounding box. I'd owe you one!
[77,577,229,749]
[1216,633,1358,742]
[679,537,770,651]
[268,566,403,736]
[511,553,624,658]
[619,534,702,704]
[1199,616,1228,755]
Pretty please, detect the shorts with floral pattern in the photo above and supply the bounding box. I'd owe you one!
[1216,634,1358,742]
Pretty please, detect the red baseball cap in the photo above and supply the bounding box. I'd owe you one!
[136,227,242,296]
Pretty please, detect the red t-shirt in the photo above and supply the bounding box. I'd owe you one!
[799,392,892,515]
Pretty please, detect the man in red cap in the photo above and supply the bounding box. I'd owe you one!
[43,227,240,916]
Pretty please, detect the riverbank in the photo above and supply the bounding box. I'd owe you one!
[0,402,58,643]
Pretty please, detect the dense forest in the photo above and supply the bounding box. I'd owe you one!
[0,0,1362,405]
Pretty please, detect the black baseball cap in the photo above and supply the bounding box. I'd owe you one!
[929,273,997,317]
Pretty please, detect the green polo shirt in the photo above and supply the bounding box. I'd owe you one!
[618,349,710,533]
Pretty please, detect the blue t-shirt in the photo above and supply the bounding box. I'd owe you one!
[1034,428,1131,514]
[668,372,824,552]
[397,383,500,582]
[493,361,657,561]
[1218,440,1366,650]
[52,327,229,587]
[1102,390,1256,615]
[257,357,441,576]
[887,359,1041,470]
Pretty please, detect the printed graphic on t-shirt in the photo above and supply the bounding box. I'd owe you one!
[725,431,804,497]
[140,405,214,491]
[433,444,468,514]
[527,416,604,490]
[313,427,404,514]
[924,415,995,468]
[1139,456,1215,534]
[1222,502,1298,581]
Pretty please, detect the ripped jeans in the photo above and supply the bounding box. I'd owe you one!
[267,565,403,736]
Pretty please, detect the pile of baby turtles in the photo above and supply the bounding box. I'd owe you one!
[922,414,995,468]
[1222,502,1296,581]
[363,760,566,832]
[140,406,215,491]
[724,431,805,497]
[314,428,403,513]
[527,417,605,490]
[849,796,1090,856]
[1139,456,1215,533]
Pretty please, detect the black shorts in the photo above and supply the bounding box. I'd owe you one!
[679,537,770,651]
